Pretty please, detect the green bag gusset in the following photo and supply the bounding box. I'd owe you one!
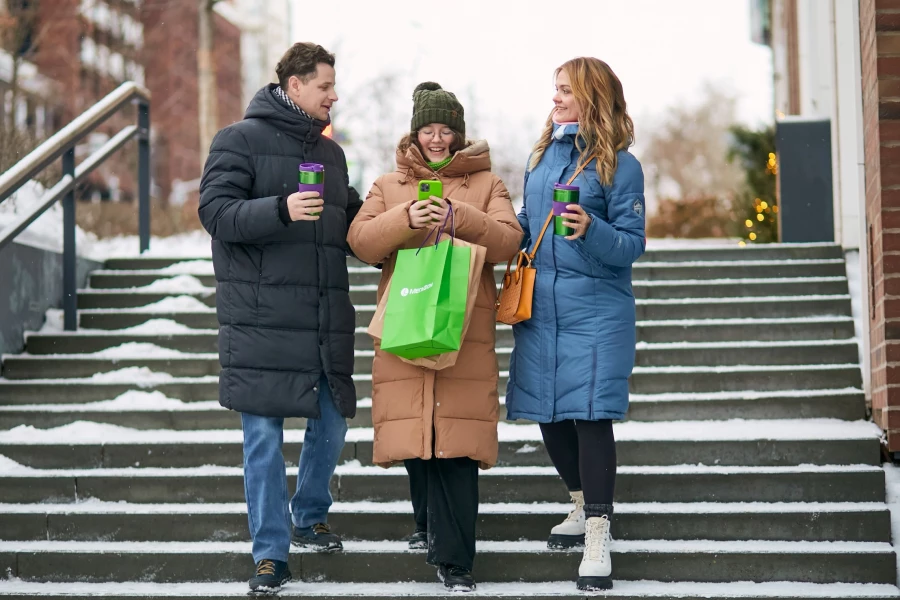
[380,238,471,359]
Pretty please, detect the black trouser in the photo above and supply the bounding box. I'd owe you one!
[404,456,479,571]
[539,419,616,507]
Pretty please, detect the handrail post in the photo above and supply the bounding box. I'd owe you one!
[138,101,151,253]
[62,148,77,331]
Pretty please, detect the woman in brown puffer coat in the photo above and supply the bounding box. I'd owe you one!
[347,82,523,591]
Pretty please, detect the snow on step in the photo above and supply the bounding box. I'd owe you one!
[0,580,895,598]
[0,539,892,554]
[0,392,220,413]
[639,294,850,305]
[0,456,882,477]
[78,296,215,313]
[86,274,214,294]
[636,316,854,326]
[0,499,885,515]
[0,369,217,386]
[0,419,881,445]
[13,342,215,359]
[634,339,856,350]
[629,388,863,402]
[27,319,210,336]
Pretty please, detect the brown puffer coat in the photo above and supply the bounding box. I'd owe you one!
[347,140,523,468]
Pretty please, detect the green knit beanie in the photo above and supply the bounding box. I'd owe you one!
[410,82,465,138]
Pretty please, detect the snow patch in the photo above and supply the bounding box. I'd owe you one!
[84,230,212,260]
[89,367,176,385]
[85,342,192,359]
[0,580,896,598]
[134,275,213,294]
[157,260,214,275]
[108,319,202,334]
[126,296,214,313]
[0,419,879,446]
[0,180,98,254]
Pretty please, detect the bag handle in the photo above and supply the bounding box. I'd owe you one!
[525,154,597,262]
[416,203,455,255]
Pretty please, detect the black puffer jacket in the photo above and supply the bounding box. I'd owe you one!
[198,84,362,418]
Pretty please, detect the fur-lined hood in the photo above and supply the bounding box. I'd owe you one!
[395,139,492,182]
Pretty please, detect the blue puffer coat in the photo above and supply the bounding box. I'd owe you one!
[506,123,646,423]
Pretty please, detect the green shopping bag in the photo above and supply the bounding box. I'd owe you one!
[381,208,471,359]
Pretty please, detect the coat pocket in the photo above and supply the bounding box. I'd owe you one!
[573,242,617,280]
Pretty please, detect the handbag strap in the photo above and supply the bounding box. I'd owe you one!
[526,154,597,261]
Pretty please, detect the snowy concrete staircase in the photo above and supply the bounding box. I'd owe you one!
[0,242,897,598]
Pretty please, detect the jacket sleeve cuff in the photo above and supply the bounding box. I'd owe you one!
[277,196,292,225]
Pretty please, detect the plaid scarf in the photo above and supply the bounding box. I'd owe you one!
[274,85,314,120]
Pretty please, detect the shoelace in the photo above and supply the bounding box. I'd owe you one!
[256,560,276,576]
[313,522,331,535]
[585,516,611,562]
[564,497,585,523]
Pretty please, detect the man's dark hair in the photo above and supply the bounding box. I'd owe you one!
[276,43,335,88]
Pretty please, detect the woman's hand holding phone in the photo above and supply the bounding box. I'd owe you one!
[428,196,449,224]
[408,200,434,229]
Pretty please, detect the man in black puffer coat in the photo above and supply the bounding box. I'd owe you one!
[198,42,362,594]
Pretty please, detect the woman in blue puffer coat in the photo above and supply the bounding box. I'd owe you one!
[506,57,645,592]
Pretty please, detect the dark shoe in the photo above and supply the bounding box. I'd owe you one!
[437,564,476,592]
[291,522,343,552]
[248,559,291,595]
[403,528,428,550]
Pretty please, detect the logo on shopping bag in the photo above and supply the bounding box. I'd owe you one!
[400,282,433,297]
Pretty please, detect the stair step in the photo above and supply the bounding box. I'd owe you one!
[70,294,853,328]
[0,539,893,584]
[0,390,868,430]
[0,419,880,469]
[21,316,858,356]
[1,579,898,599]
[0,464,885,504]
[79,277,850,305]
[0,364,864,396]
[0,501,889,543]
[2,340,861,381]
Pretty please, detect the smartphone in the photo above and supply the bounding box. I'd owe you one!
[418,180,443,206]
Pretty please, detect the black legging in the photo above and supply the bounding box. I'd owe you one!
[539,419,616,505]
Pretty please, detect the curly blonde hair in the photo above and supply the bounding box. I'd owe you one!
[528,57,634,186]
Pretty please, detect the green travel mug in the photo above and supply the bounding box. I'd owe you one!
[552,184,580,236]
[298,163,324,216]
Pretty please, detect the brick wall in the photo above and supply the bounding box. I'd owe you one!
[27,1,242,205]
[142,5,243,203]
[862,0,900,451]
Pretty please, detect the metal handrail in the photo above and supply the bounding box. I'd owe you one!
[0,81,152,330]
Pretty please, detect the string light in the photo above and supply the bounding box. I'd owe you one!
[749,232,757,241]
[745,219,753,228]
[757,213,765,222]
[738,240,747,247]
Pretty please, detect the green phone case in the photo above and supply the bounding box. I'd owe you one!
[418,180,443,205]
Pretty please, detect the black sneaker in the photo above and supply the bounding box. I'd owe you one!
[291,522,343,552]
[248,559,291,595]
[437,564,476,592]
[403,529,428,550]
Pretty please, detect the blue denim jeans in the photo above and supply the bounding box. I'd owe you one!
[241,376,348,563]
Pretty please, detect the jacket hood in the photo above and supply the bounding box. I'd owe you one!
[395,139,492,181]
[243,84,330,140]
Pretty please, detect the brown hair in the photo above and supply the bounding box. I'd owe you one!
[400,127,467,158]
[275,43,335,88]
[528,57,634,186]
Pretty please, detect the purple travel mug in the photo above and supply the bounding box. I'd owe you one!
[298,163,324,216]
[552,184,580,236]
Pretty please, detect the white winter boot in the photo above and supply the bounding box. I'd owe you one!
[547,490,585,549]
[577,514,613,591]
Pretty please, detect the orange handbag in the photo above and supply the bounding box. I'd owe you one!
[495,157,596,325]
